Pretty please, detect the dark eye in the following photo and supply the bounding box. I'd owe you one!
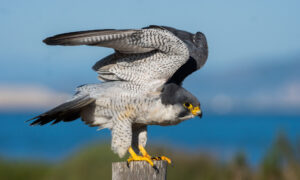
[184,102,191,108]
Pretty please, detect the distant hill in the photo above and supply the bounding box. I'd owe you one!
[1,134,300,180]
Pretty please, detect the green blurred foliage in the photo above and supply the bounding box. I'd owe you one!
[0,159,50,180]
[1,133,300,180]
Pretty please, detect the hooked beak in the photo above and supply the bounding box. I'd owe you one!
[198,110,203,118]
[191,106,202,118]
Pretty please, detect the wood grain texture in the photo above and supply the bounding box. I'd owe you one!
[112,161,167,180]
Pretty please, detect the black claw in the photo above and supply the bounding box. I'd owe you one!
[153,165,159,173]
[126,161,130,167]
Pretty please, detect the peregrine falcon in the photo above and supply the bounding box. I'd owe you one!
[29,25,208,166]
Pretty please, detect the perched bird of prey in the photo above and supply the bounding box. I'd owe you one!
[29,25,208,166]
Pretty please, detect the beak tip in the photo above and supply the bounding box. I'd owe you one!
[198,112,203,118]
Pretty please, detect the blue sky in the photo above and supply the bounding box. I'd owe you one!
[1,0,300,114]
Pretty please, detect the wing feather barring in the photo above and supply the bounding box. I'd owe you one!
[28,25,208,166]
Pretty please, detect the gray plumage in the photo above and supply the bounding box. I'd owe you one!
[146,25,208,70]
[44,25,208,86]
[29,82,200,157]
[30,25,207,158]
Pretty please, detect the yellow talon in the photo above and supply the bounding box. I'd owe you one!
[127,147,154,166]
[158,156,172,164]
[138,145,172,164]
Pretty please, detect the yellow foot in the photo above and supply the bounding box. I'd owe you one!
[151,156,172,164]
[138,145,172,164]
[127,147,154,166]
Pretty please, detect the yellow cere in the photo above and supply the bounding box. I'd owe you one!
[191,106,201,116]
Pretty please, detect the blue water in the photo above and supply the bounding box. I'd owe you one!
[0,113,299,165]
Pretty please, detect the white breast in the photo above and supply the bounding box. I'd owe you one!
[136,100,184,126]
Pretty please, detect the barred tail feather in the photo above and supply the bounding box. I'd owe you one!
[28,95,95,126]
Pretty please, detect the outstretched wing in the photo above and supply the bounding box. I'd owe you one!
[44,27,190,87]
[146,25,209,85]
[150,26,208,67]
[44,29,156,54]
[44,28,183,54]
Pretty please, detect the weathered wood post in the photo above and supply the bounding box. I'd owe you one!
[112,161,168,180]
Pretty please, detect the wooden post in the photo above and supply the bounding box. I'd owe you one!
[112,161,168,180]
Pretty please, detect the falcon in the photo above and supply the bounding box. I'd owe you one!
[29,25,208,166]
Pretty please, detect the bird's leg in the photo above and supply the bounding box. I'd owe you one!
[138,145,152,159]
[138,145,172,164]
[127,146,154,166]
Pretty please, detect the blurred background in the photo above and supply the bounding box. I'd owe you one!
[1,0,300,179]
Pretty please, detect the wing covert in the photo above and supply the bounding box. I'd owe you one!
[145,25,209,85]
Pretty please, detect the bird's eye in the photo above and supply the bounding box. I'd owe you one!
[183,102,192,109]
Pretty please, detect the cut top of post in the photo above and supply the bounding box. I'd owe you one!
[112,161,168,180]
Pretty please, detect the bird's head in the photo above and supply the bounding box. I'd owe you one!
[161,83,202,119]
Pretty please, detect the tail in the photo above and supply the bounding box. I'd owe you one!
[28,95,95,126]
